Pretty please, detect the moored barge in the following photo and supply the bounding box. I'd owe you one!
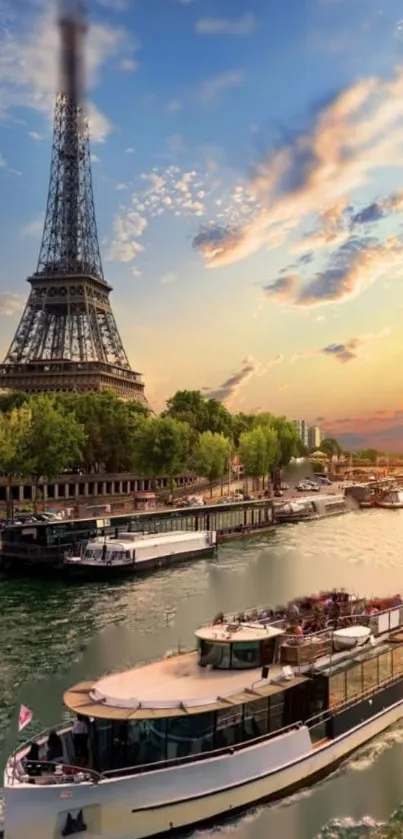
[5,591,403,839]
[64,530,217,578]
[0,498,274,576]
[274,492,348,524]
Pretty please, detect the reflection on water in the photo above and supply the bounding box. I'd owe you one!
[1,509,403,837]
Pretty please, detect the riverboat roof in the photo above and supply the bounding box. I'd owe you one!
[194,624,284,643]
[64,652,308,720]
[88,531,211,549]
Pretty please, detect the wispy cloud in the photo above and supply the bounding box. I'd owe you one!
[21,217,43,237]
[296,237,403,307]
[198,70,245,102]
[166,99,182,114]
[202,354,282,404]
[263,274,298,302]
[0,292,24,317]
[320,327,390,363]
[108,167,260,271]
[0,3,138,142]
[350,193,403,227]
[193,66,403,300]
[196,13,256,37]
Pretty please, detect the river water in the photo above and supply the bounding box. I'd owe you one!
[2,508,403,838]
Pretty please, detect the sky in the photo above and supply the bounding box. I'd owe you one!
[1,0,403,450]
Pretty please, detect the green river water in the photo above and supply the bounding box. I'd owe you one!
[2,508,403,838]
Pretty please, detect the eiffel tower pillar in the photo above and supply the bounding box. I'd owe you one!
[0,2,147,403]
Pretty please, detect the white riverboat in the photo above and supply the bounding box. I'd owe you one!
[63,530,217,577]
[275,493,348,524]
[375,489,403,509]
[4,594,403,839]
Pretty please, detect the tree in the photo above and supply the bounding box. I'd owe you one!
[193,431,231,496]
[164,390,233,438]
[238,426,278,491]
[164,390,209,434]
[58,392,149,472]
[0,405,33,518]
[232,412,255,446]
[132,416,192,492]
[356,448,380,464]
[24,396,87,511]
[320,438,341,476]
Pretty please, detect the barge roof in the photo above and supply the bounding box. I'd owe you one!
[64,652,307,720]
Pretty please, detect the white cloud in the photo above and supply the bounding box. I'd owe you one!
[22,217,43,236]
[160,272,176,284]
[0,152,5,168]
[107,211,148,263]
[28,131,44,141]
[0,4,137,143]
[120,58,138,71]
[125,147,135,154]
[198,70,245,102]
[166,99,182,113]
[0,292,24,317]
[196,13,256,37]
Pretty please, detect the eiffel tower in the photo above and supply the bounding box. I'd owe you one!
[0,2,147,403]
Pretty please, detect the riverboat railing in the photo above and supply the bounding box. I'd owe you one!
[8,637,403,786]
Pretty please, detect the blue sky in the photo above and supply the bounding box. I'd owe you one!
[1,0,403,448]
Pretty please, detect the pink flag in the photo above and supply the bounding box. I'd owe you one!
[18,704,33,732]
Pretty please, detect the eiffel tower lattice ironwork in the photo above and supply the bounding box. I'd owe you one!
[0,2,147,403]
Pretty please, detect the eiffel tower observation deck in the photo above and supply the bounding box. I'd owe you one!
[0,2,147,403]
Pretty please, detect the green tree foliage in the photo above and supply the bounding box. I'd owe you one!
[355,448,381,464]
[132,416,192,491]
[238,426,278,489]
[320,437,342,475]
[0,405,33,517]
[23,396,87,509]
[164,390,233,437]
[57,392,149,472]
[193,431,231,496]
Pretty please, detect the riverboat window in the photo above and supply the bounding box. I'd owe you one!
[216,707,243,746]
[328,671,346,707]
[392,645,403,676]
[324,501,345,513]
[346,663,363,699]
[378,650,392,683]
[244,697,269,737]
[198,640,231,669]
[231,641,260,669]
[362,657,378,692]
[166,712,215,759]
[269,692,285,732]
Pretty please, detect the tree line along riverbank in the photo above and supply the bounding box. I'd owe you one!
[0,389,342,516]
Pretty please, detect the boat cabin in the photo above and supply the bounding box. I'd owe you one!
[61,624,318,775]
[12,595,403,788]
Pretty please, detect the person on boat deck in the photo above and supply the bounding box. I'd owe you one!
[287,621,304,645]
[286,602,300,621]
[47,730,64,764]
[72,715,89,763]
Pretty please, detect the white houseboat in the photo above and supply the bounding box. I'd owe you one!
[4,592,403,839]
[375,489,403,509]
[275,493,348,524]
[63,530,217,577]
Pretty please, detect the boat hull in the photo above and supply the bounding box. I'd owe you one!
[63,545,217,578]
[5,680,403,839]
